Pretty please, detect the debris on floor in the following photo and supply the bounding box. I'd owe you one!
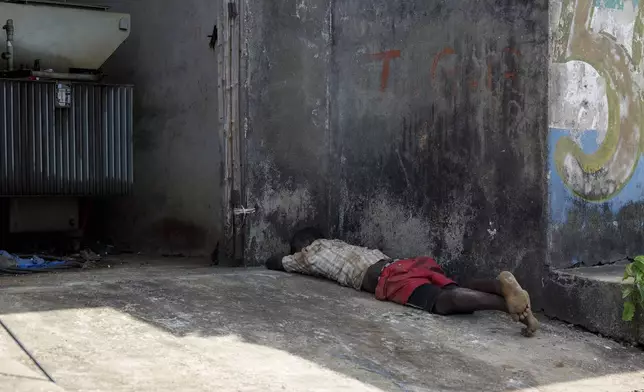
[0,250,81,274]
[0,248,109,274]
[79,249,102,269]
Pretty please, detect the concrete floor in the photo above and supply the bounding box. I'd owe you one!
[0,261,643,392]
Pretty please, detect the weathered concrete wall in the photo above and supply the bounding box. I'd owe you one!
[77,0,222,256]
[243,0,549,298]
[549,0,644,268]
[329,1,549,291]
[243,0,333,261]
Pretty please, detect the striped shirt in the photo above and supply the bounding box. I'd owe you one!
[281,239,389,290]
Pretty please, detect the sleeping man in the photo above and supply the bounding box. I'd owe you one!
[265,228,539,337]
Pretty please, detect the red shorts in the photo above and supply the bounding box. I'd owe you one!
[374,257,455,305]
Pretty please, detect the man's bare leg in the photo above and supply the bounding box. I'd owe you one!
[460,277,531,319]
[433,287,507,314]
[461,279,503,295]
[434,273,540,336]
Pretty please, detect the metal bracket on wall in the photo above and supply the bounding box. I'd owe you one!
[233,207,256,216]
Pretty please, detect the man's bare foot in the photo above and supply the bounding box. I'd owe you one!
[521,308,540,337]
[518,291,539,337]
[498,271,530,316]
[498,271,539,336]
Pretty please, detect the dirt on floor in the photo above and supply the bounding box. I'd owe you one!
[0,260,643,392]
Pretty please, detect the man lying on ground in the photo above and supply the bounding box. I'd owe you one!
[265,228,539,337]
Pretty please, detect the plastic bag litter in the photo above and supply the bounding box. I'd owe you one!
[0,250,75,272]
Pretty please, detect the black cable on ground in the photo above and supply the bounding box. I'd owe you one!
[0,318,55,383]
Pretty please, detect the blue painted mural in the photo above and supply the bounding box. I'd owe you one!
[594,0,626,9]
[549,0,644,268]
[549,129,644,224]
[594,0,641,9]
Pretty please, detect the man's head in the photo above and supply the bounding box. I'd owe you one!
[290,227,325,254]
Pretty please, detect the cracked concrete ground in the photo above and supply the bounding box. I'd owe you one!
[0,261,643,392]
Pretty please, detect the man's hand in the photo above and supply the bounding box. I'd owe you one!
[265,255,286,271]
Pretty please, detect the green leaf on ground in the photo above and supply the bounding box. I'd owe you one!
[623,301,636,322]
[622,257,644,322]
[632,261,644,276]
[624,264,634,280]
[622,286,634,299]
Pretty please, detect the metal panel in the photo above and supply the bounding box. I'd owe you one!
[0,79,133,196]
[0,2,130,71]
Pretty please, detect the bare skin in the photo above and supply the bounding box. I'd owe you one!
[498,271,539,336]
[433,272,539,337]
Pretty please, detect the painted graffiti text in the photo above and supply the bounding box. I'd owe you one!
[368,47,521,92]
[370,50,401,92]
[431,46,521,91]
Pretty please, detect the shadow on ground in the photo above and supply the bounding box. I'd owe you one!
[0,260,643,391]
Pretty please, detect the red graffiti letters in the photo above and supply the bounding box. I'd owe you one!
[431,47,456,80]
[431,46,521,91]
[370,50,401,92]
[367,47,520,92]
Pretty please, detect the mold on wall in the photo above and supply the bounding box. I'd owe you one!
[549,0,644,268]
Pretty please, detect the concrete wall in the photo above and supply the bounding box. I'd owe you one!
[549,0,644,268]
[242,0,333,261]
[78,0,222,256]
[243,0,549,297]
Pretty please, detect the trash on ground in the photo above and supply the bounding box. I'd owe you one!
[79,249,101,269]
[0,250,83,274]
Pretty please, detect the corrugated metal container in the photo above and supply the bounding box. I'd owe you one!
[0,79,133,196]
